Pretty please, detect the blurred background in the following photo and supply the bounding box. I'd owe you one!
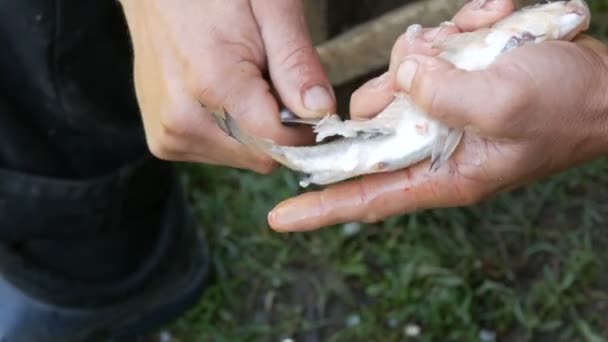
[170,1,608,341]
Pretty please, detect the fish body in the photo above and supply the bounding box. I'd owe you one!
[214,0,591,187]
[272,94,440,187]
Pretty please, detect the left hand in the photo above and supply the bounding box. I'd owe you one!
[267,0,608,232]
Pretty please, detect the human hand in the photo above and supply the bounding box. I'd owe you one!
[119,0,335,173]
[268,0,608,232]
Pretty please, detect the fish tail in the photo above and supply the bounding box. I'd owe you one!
[210,107,278,151]
[209,107,298,168]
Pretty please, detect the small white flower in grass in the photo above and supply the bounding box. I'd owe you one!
[342,222,361,237]
[479,329,496,342]
[281,338,295,342]
[346,314,361,327]
[271,276,282,288]
[159,330,172,342]
[404,323,421,337]
[387,317,399,328]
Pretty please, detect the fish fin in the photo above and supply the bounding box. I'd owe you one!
[279,108,390,142]
[430,125,448,171]
[312,92,409,142]
[210,106,231,136]
[300,170,359,187]
[313,114,395,142]
[209,107,313,171]
[429,128,463,172]
[209,107,277,152]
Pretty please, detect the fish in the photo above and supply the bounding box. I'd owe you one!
[212,0,591,187]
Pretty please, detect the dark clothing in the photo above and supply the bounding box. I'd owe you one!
[0,0,146,178]
[0,0,154,285]
[0,1,210,339]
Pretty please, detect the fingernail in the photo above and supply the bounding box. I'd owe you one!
[303,85,334,112]
[267,210,280,230]
[268,204,301,231]
[370,73,389,88]
[397,59,418,92]
[405,24,423,42]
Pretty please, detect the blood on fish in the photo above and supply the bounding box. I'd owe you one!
[415,123,429,135]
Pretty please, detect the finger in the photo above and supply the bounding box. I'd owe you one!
[153,73,280,173]
[348,0,515,121]
[388,0,515,74]
[225,73,315,147]
[268,159,473,232]
[452,0,515,32]
[193,116,280,173]
[251,0,336,119]
[387,23,460,76]
[196,50,315,144]
[350,24,460,120]
[394,53,526,135]
[349,72,396,120]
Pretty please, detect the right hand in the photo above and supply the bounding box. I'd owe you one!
[118,0,335,173]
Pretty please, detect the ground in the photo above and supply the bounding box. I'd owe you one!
[167,1,608,341]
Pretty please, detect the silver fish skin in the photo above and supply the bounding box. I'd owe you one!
[214,0,591,187]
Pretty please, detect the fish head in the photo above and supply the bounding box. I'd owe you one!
[494,0,590,41]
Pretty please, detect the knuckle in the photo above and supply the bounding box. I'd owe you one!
[462,189,484,206]
[197,80,224,109]
[424,79,445,119]
[253,158,277,175]
[279,44,318,77]
[159,107,192,136]
[147,138,174,160]
[362,212,381,224]
[455,183,487,206]
[210,28,265,66]
[197,82,214,104]
[356,179,382,223]
[147,121,186,161]
[416,67,449,119]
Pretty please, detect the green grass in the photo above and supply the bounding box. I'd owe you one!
[169,157,608,341]
[167,2,608,341]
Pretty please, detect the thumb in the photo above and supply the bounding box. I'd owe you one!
[396,54,512,132]
[251,0,336,119]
